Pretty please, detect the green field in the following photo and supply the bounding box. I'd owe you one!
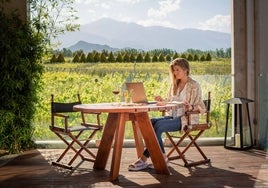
[33,60,232,141]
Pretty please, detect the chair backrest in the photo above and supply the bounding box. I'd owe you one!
[50,94,82,129]
[184,91,212,132]
[51,94,81,113]
[203,91,211,123]
[203,91,211,112]
[51,101,81,113]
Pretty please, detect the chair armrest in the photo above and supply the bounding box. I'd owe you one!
[80,111,103,131]
[184,123,211,132]
[184,109,211,132]
[52,113,69,131]
[53,113,69,118]
[185,109,209,115]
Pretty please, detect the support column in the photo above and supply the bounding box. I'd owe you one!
[232,0,256,144]
[254,0,268,150]
[2,0,27,20]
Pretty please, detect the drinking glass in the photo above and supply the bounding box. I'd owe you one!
[112,84,120,103]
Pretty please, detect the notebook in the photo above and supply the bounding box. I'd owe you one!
[125,82,156,104]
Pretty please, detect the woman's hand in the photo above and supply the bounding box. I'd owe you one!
[154,96,168,106]
[184,101,193,111]
[154,95,163,101]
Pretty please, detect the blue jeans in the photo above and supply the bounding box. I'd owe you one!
[143,116,181,158]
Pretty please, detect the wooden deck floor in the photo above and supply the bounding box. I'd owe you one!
[0,146,267,188]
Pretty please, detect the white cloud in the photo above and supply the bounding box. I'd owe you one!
[100,3,110,9]
[147,0,181,19]
[198,14,231,33]
[73,0,230,33]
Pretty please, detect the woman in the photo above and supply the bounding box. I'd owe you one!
[128,58,207,171]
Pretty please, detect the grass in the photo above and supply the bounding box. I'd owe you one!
[33,60,232,140]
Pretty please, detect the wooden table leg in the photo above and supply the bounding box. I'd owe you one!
[134,112,170,175]
[93,113,118,170]
[109,113,128,181]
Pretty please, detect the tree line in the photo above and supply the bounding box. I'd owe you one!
[50,47,231,63]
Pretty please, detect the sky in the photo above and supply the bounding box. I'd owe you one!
[74,0,231,33]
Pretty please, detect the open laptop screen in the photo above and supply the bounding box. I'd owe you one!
[125,82,149,103]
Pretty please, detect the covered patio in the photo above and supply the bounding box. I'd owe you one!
[1,0,268,187]
[0,146,267,187]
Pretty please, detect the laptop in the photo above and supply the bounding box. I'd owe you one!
[125,82,156,104]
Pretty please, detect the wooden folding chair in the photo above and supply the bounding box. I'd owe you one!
[165,91,212,167]
[50,94,103,170]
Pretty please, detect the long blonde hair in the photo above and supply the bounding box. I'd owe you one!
[169,58,190,95]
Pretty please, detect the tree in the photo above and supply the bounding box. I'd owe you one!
[200,54,206,61]
[62,48,72,57]
[93,52,100,62]
[129,53,136,62]
[29,0,79,57]
[50,54,57,63]
[136,52,143,62]
[57,53,65,62]
[173,52,179,60]
[73,50,83,57]
[79,53,86,63]
[216,48,225,58]
[107,51,115,62]
[152,53,158,62]
[116,52,123,62]
[225,48,231,58]
[86,52,94,62]
[193,54,199,61]
[144,52,151,62]
[100,52,107,62]
[158,53,165,62]
[187,54,193,61]
[206,53,212,61]
[123,52,130,62]
[165,54,171,62]
[72,53,80,63]
[181,53,187,59]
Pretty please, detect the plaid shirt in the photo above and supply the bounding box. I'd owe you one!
[166,77,207,131]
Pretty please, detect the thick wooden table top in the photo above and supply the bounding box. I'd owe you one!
[73,102,180,113]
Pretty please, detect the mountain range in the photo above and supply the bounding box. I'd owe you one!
[57,18,231,53]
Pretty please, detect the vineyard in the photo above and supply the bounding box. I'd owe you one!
[33,60,232,141]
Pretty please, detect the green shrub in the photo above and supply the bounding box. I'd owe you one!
[0,8,44,153]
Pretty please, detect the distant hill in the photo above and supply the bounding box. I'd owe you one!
[57,18,231,53]
[68,41,119,53]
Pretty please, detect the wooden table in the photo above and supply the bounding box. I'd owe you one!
[73,102,179,181]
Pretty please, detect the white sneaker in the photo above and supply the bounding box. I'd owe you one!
[128,158,148,171]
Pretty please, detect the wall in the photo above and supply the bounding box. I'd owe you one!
[255,0,268,150]
[2,0,27,20]
[232,0,268,150]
